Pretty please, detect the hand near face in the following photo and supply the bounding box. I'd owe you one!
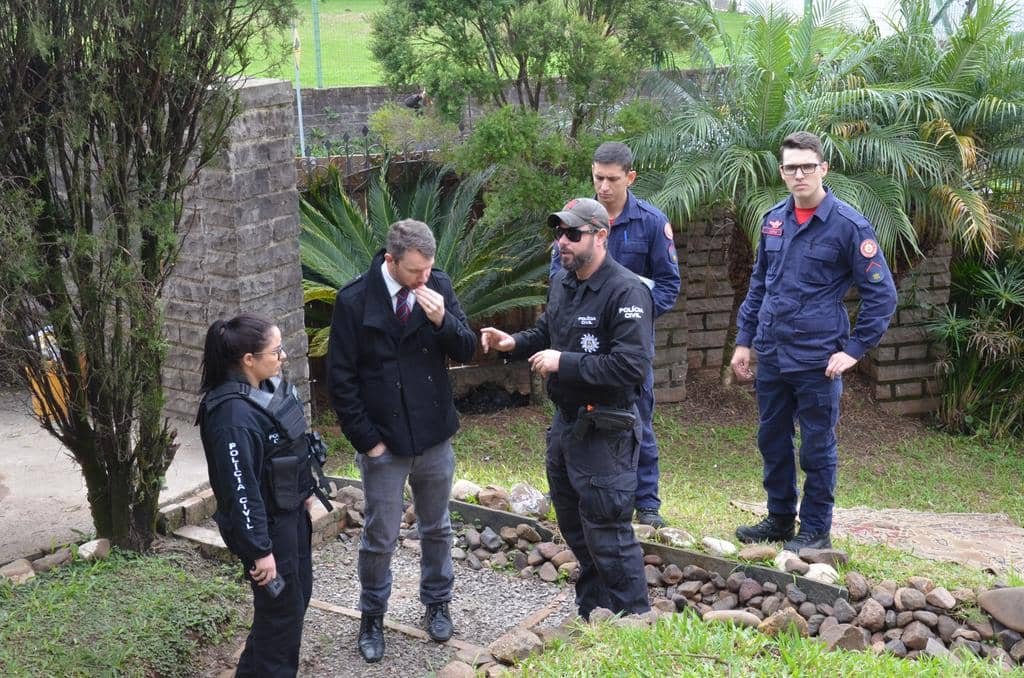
[414,285,445,326]
[528,349,561,376]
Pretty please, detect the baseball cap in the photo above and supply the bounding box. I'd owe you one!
[547,198,610,231]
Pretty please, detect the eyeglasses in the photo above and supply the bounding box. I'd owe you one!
[254,345,285,359]
[554,227,599,242]
[780,163,822,176]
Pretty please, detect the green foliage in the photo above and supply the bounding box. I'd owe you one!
[634,0,1024,265]
[928,252,1024,438]
[0,550,246,677]
[368,103,461,153]
[450,106,596,231]
[369,0,694,135]
[299,162,551,355]
[0,0,292,551]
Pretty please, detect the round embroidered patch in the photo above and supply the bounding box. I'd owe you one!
[664,222,674,240]
[860,239,878,258]
[580,333,600,353]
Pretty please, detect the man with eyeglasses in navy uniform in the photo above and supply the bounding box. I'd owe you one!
[551,142,681,530]
[731,131,897,552]
[483,197,653,621]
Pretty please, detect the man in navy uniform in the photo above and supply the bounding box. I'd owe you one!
[731,131,897,551]
[551,142,681,529]
[484,198,653,620]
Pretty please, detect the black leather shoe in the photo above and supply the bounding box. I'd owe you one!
[425,601,453,642]
[784,529,832,552]
[358,613,384,663]
[735,514,796,544]
[635,509,667,529]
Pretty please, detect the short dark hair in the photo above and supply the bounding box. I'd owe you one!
[200,313,275,392]
[780,132,825,163]
[387,219,436,261]
[593,141,633,173]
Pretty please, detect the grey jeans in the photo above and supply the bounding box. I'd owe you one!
[356,439,455,615]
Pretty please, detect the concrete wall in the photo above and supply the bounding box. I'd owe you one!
[163,79,309,421]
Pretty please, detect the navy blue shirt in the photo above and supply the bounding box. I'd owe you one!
[551,191,681,317]
[736,189,898,373]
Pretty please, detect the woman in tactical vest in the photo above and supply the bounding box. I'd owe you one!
[198,313,313,677]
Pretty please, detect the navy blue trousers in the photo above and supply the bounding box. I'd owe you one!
[754,355,842,534]
[546,410,650,619]
[634,366,660,511]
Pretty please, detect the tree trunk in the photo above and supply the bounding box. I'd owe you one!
[721,218,754,386]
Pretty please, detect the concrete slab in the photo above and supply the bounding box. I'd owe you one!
[0,388,210,563]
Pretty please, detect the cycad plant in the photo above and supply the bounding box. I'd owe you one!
[300,163,551,356]
[928,254,1024,437]
[640,0,1024,256]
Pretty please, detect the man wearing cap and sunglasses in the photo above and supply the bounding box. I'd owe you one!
[481,198,653,620]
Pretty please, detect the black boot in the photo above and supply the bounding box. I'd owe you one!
[635,508,667,529]
[358,613,384,663]
[424,601,453,642]
[735,514,795,544]
[784,528,832,552]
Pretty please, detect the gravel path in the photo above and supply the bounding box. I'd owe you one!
[297,533,576,677]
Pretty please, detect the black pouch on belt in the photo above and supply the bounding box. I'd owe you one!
[582,405,636,432]
[268,456,305,512]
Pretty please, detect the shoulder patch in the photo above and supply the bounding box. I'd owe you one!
[663,223,673,240]
[860,239,878,258]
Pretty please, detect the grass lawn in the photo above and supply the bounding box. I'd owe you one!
[323,372,1024,592]
[0,545,247,676]
[245,2,751,87]
[246,0,385,87]
[519,611,1018,676]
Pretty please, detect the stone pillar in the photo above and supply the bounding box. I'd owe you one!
[163,78,308,421]
[861,243,952,414]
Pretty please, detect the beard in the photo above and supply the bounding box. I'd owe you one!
[560,247,594,273]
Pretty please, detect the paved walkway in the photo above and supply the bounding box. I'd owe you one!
[0,388,209,563]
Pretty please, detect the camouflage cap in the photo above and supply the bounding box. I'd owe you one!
[547,197,610,231]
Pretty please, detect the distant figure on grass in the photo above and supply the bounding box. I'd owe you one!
[731,131,897,552]
[327,219,476,663]
[483,198,653,621]
[550,141,681,529]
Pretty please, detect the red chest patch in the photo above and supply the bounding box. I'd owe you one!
[762,220,783,237]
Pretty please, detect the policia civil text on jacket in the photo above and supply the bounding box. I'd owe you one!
[197,314,325,677]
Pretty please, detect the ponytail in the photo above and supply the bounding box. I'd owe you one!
[200,313,275,392]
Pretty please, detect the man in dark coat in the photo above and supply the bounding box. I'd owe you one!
[327,219,476,663]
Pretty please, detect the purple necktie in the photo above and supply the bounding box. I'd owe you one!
[395,287,410,324]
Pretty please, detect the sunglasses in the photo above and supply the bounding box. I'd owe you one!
[554,226,599,242]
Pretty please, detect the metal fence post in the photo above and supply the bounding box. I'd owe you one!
[311,0,324,89]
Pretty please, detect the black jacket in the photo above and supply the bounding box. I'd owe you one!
[197,374,279,563]
[327,250,477,456]
[511,254,654,412]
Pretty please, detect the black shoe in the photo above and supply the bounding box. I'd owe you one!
[635,509,667,529]
[735,514,795,544]
[358,613,384,663]
[784,529,832,552]
[425,601,453,642]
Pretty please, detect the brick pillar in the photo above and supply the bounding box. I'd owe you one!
[162,78,308,421]
[861,243,952,415]
[681,220,734,378]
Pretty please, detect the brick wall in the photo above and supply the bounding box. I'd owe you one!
[163,79,309,421]
[861,243,952,414]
